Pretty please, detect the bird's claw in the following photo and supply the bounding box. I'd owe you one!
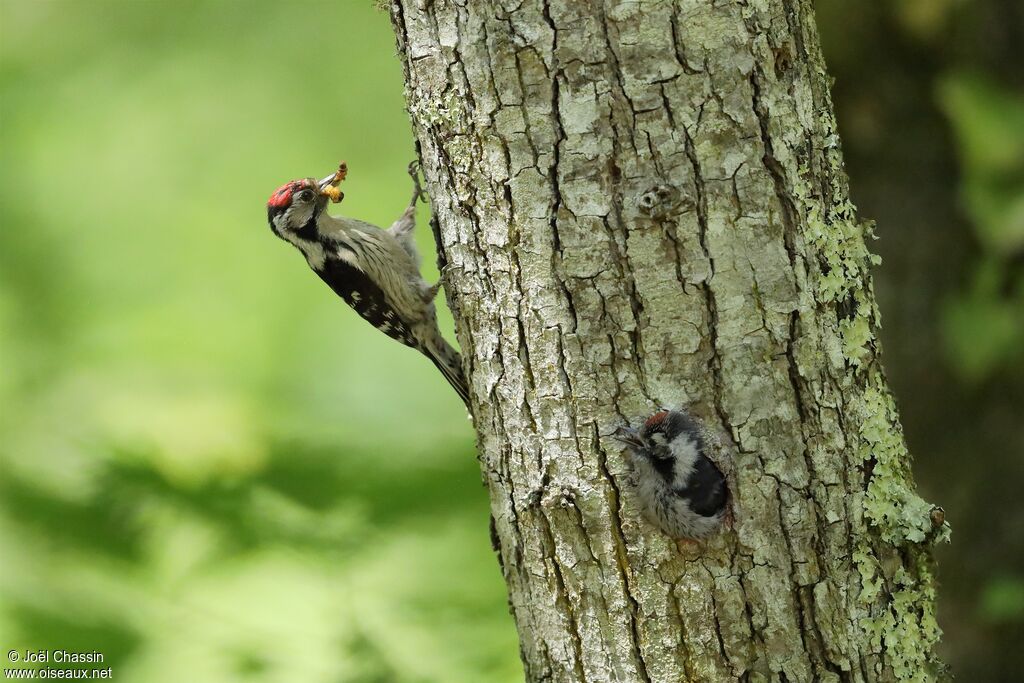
[407,160,425,204]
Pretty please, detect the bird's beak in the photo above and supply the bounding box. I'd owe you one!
[318,161,348,203]
[612,426,645,450]
[317,172,338,191]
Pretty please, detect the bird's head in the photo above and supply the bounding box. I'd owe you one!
[266,178,326,238]
[266,163,347,239]
[614,410,703,465]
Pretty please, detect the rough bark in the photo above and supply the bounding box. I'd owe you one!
[388,1,948,681]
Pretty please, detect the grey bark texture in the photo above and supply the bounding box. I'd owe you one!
[388,1,948,681]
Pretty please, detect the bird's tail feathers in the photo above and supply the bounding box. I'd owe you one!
[422,337,470,407]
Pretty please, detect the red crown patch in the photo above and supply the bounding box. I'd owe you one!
[644,410,670,430]
[267,180,310,208]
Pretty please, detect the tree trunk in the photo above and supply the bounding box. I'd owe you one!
[388,1,947,681]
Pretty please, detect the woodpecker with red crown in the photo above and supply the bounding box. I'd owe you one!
[615,409,729,539]
[266,162,469,406]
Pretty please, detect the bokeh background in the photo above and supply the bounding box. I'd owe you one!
[0,1,1020,681]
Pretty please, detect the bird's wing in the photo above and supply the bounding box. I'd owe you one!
[320,215,429,319]
[314,256,421,349]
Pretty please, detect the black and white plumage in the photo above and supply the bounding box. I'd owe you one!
[266,165,469,406]
[615,410,728,540]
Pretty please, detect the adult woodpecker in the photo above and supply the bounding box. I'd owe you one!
[266,162,469,406]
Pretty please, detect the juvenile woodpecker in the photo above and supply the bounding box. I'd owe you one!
[266,162,469,405]
[615,410,728,540]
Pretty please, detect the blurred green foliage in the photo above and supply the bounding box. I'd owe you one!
[939,72,1024,255]
[979,576,1024,623]
[938,73,1024,382]
[819,0,1024,678]
[0,1,517,681]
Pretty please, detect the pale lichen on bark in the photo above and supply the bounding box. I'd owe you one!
[387,0,947,680]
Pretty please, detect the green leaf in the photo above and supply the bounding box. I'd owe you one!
[941,260,1024,382]
[938,72,1024,253]
[938,73,1024,175]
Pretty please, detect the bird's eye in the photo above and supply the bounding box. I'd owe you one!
[298,189,314,202]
